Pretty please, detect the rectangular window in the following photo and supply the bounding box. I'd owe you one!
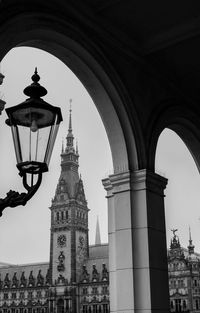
[92,287,98,294]
[28,292,32,299]
[102,286,108,294]
[83,288,87,295]
[103,304,108,313]
[20,292,24,299]
[11,293,16,299]
[37,291,41,298]
[83,306,87,313]
[93,305,97,313]
[3,294,8,300]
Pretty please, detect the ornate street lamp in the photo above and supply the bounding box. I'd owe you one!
[0,68,63,215]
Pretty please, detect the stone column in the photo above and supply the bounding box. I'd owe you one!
[131,169,169,313]
[103,169,169,313]
[103,171,134,313]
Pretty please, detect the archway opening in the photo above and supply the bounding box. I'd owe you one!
[155,128,200,312]
[0,46,113,263]
[0,16,139,312]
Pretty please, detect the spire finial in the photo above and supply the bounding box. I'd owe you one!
[66,99,74,148]
[189,226,192,242]
[68,99,72,132]
[95,216,101,245]
[188,226,194,254]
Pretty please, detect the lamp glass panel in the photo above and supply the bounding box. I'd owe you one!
[44,114,60,166]
[10,125,22,164]
[17,124,51,164]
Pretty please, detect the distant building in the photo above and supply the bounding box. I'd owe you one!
[0,109,109,313]
[168,229,200,312]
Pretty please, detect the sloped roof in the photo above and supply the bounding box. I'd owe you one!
[83,243,109,279]
[0,262,49,281]
[89,244,108,260]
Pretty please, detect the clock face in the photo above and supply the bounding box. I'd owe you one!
[57,234,66,247]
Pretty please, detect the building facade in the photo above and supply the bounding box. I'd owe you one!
[168,230,200,313]
[0,110,109,313]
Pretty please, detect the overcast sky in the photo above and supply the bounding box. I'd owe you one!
[0,47,200,265]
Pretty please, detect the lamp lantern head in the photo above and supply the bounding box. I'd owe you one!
[5,68,63,175]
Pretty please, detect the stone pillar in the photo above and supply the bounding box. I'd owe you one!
[132,169,169,313]
[103,171,134,313]
[103,170,169,313]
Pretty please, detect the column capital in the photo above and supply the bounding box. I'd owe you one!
[102,171,130,195]
[131,169,168,196]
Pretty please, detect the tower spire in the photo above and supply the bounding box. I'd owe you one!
[68,99,72,133]
[95,216,101,245]
[66,99,74,149]
[188,226,194,255]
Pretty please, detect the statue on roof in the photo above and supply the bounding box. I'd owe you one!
[37,270,44,286]
[12,272,18,287]
[81,265,89,283]
[102,263,109,281]
[4,273,10,288]
[171,228,178,238]
[46,268,51,285]
[20,271,26,287]
[28,270,35,286]
[92,265,99,282]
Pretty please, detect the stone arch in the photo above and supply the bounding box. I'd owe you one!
[0,8,156,313]
[0,12,143,173]
[148,103,200,172]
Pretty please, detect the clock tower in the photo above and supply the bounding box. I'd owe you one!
[49,105,89,313]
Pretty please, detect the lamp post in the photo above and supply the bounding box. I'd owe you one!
[0,68,63,215]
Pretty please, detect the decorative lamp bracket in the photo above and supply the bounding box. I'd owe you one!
[0,172,42,216]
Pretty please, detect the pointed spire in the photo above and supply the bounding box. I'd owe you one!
[68,99,72,133]
[188,226,194,255]
[189,226,192,243]
[95,216,101,245]
[66,99,74,149]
